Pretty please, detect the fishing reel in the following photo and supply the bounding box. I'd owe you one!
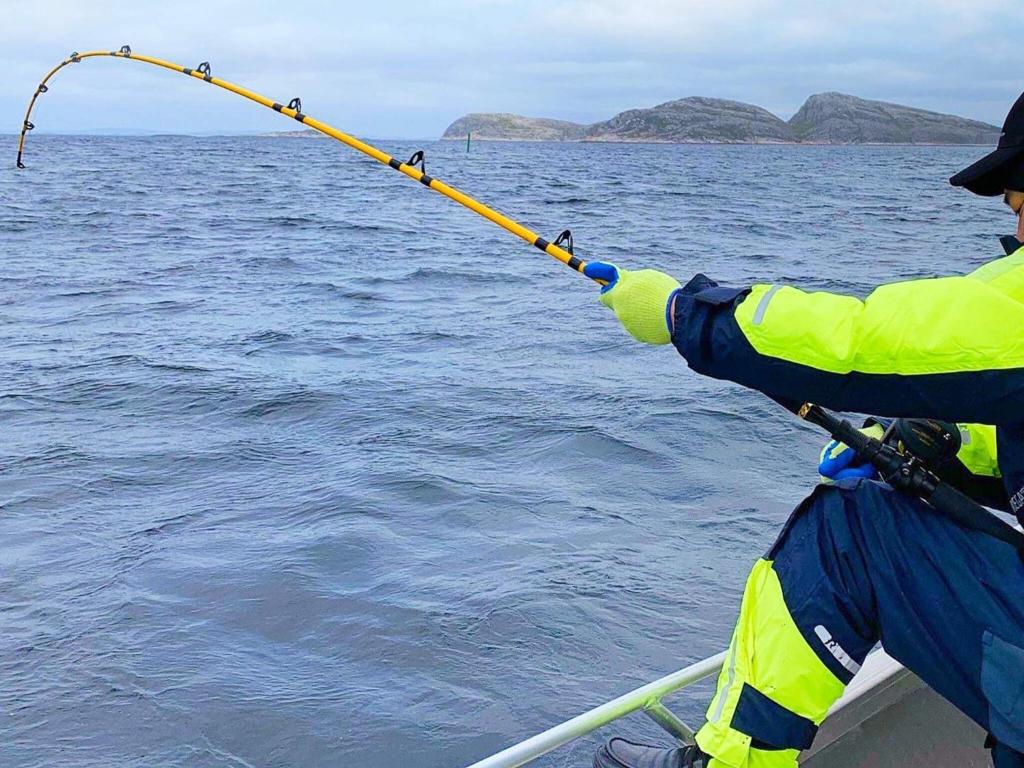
[799,405,961,488]
[880,417,962,470]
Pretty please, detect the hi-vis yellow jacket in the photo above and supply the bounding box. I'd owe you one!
[669,248,1024,521]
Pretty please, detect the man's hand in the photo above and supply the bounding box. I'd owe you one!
[818,423,886,483]
[583,262,681,345]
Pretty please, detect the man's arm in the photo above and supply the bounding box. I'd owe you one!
[943,423,1009,511]
[670,260,1024,425]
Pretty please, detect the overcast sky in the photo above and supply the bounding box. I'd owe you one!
[3,0,1022,138]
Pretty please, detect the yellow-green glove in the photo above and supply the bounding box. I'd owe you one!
[583,262,681,345]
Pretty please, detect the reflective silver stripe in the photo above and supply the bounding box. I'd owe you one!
[815,625,862,676]
[752,285,781,326]
[710,640,738,723]
[960,427,971,445]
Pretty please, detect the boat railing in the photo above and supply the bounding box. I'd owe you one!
[464,645,917,768]
[463,651,727,768]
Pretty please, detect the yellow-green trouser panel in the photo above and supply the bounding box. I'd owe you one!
[696,481,1024,768]
[695,559,845,768]
[669,247,1024,426]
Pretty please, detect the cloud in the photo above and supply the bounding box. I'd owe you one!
[1,0,1022,138]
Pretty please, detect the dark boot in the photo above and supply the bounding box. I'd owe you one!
[592,738,709,768]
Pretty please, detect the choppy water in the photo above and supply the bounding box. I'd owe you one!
[0,136,1009,767]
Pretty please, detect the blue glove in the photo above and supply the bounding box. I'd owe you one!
[582,262,620,293]
[818,440,879,482]
[818,423,885,483]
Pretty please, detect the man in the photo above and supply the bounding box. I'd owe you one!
[586,92,1024,768]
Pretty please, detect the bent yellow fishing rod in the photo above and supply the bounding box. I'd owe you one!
[16,45,598,283]
[20,47,1023,558]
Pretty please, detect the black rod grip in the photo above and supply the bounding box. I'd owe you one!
[927,482,1024,554]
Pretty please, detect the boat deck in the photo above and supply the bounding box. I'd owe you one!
[803,650,987,767]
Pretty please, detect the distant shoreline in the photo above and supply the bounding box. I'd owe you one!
[9,132,994,148]
[440,136,994,147]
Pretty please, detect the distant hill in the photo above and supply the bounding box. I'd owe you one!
[789,92,1000,144]
[440,93,999,145]
[264,130,323,138]
[584,97,795,143]
[441,113,588,141]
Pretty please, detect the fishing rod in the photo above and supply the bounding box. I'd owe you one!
[18,48,1024,554]
[15,46,599,283]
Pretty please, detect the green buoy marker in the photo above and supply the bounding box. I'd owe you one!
[466,131,471,153]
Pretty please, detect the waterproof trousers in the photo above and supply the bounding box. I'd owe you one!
[695,480,1024,768]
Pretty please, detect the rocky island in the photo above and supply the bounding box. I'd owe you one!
[583,97,794,143]
[441,113,588,141]
[441,93,1000,145]
[788,92,999,144]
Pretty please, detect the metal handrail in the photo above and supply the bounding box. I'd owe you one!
[464,651,727,768]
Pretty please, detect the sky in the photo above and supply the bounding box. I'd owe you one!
[2,0,1023,139]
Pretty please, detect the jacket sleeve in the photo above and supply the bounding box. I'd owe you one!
[943,423,1008,511]
[670,254,1024,426]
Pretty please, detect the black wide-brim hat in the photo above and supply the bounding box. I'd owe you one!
[951,91,1024,196]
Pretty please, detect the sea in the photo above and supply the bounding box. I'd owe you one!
[0,136,1010,767]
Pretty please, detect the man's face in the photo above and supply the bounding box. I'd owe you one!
[1005,189,1024,240]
